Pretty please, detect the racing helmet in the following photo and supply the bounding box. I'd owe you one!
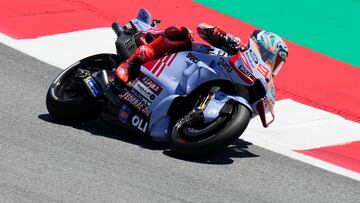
[252,30,288,76]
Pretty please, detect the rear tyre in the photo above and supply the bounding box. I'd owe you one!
[46,54,121,122]
[169,102,251,157]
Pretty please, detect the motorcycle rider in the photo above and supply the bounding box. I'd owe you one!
[115,23,288,83]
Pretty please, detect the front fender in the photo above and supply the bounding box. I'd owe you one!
[202,91,252,124]
[214,91,252,114]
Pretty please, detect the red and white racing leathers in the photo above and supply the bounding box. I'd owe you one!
[115,23,242,83]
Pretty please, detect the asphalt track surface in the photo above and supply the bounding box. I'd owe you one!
[1,43,360,202]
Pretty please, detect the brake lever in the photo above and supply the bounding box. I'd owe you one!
[151,19,161,27]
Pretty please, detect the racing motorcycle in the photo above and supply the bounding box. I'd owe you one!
[46,8,276,156]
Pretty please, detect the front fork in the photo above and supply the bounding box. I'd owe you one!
[76,69,123,106]
[196,86,220,111]
[185,86,224,125]
[174,87,222,133]
[75,69,103,98]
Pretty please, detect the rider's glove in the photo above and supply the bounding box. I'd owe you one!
[211,27,241,55]
[197,24,242,55]
[223,33,241,54]
[224,34,241,48]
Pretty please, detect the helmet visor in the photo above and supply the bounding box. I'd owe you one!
[256,40,277,69]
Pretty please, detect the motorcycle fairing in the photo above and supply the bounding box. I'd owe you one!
[243,39,277,127]
[136,51,253,141]
[117,10,277,136]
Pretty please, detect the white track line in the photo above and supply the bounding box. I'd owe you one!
[245,99,360,150]
[243,99,360,181]
[1,28,116,69]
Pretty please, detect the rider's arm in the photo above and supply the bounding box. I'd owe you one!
[196,23,242,55]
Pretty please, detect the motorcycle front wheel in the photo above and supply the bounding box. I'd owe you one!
[46,54,121,122]
[169,102,251,157]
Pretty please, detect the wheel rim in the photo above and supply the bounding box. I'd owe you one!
[51,56,117,102]
[173,108,232,144]
[56,73,87,101]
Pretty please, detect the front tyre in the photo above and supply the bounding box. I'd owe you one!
[169,102,251,157]
[46,54,121,122]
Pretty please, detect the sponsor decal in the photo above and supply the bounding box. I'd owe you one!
[130,88,152,106]
[238,64,252,78]
[186,53,200,64]
[249,49,258,64]
[217,57,232,73]
[131,115,148,133]
[240,52,253,71]
[233,57,253,78]
[118,104,131,124]
[83,76,101,97]
[134,82,156,101]
[139,73,163,95]
[121,90,152,117]
[229,53,255,85]
[245,51,257,68]
[145,53,177,77]
[257,63,270,78]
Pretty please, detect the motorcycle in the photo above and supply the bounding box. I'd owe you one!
[46,8,276,156]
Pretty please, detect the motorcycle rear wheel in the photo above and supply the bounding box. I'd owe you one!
[46,54,121,122]
[169,102,251,157]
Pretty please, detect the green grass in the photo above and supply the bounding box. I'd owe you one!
[195,0,360,67]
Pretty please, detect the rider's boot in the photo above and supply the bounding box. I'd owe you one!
[114,59,141,83]
[114,26,192,83]
[114,44,156,83]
